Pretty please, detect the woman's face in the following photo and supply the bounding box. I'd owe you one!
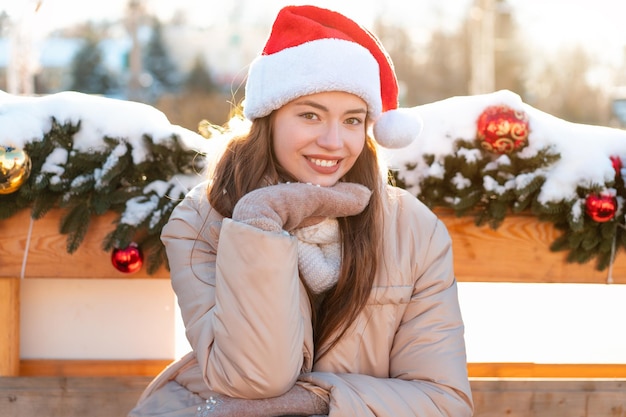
[271,91,367,187]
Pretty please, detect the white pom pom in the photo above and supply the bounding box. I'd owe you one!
[372,108,423,148]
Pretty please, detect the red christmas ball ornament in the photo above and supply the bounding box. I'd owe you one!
[111,243,144,273]
[585,193,617,223]
[610,156,623,178]
[476,105,530,154]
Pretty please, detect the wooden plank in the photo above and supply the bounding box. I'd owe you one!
[18,359,626,379]
[2,208,626,283]
[19,359,173,377]
[470,378,626,417]
[0,376,152,417]
[1,377,624,417]
[0,209,168,279]
[469,363,626,378]
[438,212,626,284]
[0,278,20,376]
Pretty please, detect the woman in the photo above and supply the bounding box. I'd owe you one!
[130,5,473,417]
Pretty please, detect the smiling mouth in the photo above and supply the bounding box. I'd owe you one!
[308,157,339,167]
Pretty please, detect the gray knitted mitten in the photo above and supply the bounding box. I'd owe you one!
[231,182,372,233]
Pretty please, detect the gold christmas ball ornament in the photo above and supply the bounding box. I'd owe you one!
[0,145,32,194]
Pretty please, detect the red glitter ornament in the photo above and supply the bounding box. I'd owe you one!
[111,243,144,273]
[476,105,530,154]
[585,193,617,223]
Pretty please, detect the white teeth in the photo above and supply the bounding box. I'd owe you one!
[309,158,338,167]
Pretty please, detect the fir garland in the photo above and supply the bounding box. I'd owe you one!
[3,90,625,275]
[0,118,206,274]
[391,138,625,271]
[4,118,623,273]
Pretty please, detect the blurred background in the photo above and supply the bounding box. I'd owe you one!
[2,0,626,132]
[4,0,626,366]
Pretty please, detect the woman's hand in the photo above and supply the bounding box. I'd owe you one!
[198,384,328,417]
[232,182,371,233]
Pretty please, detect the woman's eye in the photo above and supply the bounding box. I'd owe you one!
[345,117,362,125]
[300,112,318,120]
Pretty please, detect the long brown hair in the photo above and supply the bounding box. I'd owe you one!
[208,115,382,359]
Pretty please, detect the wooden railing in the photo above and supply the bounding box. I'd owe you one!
[4,208,624,283]
[1,208,625,416]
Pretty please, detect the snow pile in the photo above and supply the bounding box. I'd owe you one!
[0,91,225,215]
[0,90,210,163]
[382,89,626,204]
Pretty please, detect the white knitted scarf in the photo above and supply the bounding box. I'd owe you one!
[292,217,341,294]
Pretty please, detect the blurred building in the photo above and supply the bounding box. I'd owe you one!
[0,15,264,99]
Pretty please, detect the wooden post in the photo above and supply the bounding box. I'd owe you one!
[0,277,20,376]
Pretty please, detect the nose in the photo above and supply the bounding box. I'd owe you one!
[317,122,343,150]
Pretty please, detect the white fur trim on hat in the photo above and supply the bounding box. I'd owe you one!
[373,108,423,149]
[244,38,382,120]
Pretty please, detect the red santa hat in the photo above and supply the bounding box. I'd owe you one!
[243,5,422,148]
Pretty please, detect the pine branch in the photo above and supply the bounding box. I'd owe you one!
[60,203,92,253]
[2,117,205,274]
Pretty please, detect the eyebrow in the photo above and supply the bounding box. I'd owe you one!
[294,99,367,115]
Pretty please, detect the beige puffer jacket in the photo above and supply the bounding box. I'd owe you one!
[131,181,473,417]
